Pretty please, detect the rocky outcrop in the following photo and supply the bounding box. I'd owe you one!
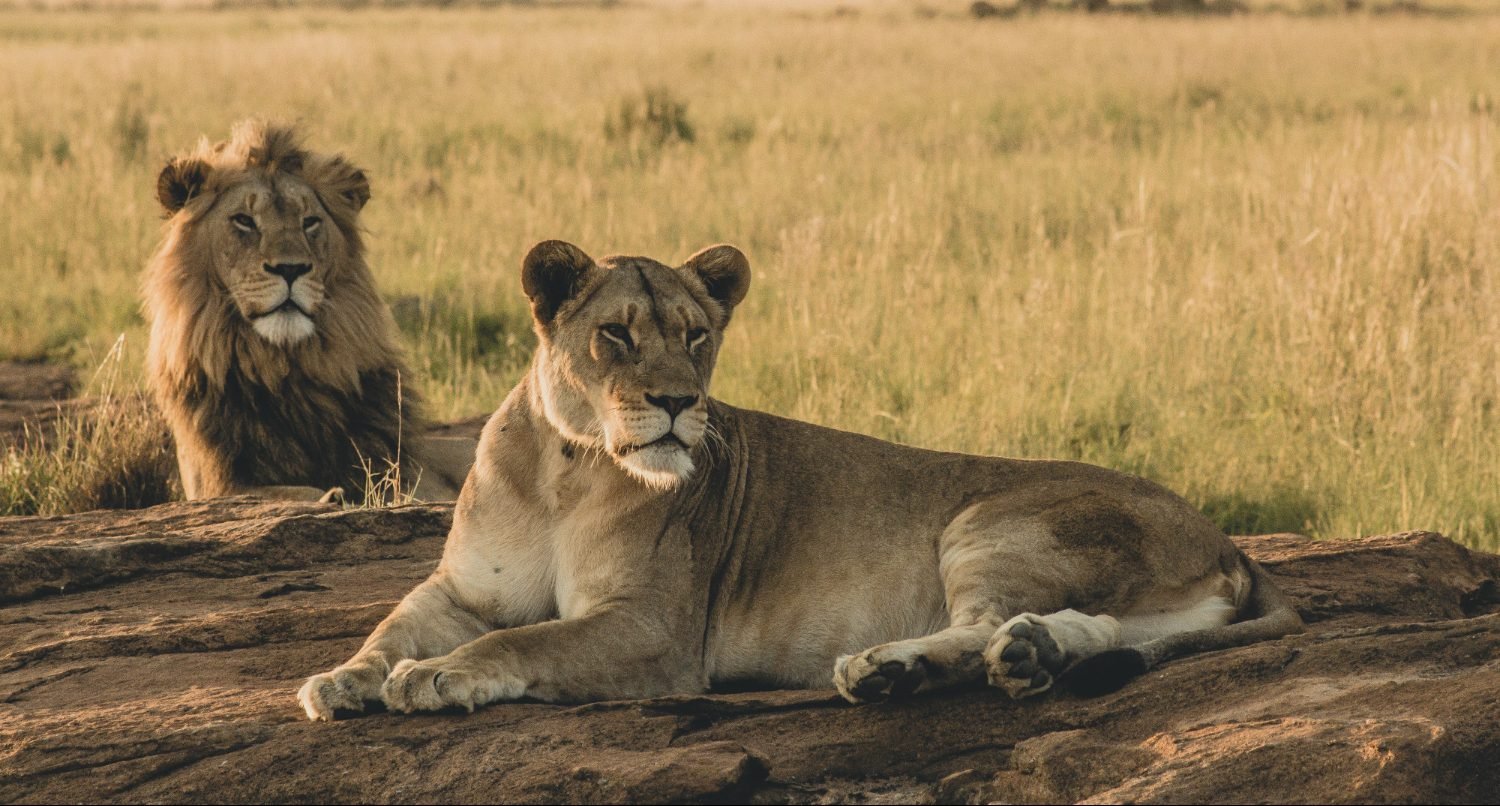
[0,500,1496,803]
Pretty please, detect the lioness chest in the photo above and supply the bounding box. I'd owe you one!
[438,496,623,628]
[438,420,667,626]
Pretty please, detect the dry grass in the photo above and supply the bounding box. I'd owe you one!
[0,337,177,516]
[1,7,1498,547]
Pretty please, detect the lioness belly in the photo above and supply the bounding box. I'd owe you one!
[704,540,949,689]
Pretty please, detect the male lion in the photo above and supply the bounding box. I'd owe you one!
[299,240,1302,718]
[144,121,472,503]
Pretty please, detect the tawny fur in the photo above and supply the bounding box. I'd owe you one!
[143,120,467,502]
[298,240,1301,720]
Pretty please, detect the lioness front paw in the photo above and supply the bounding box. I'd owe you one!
[834,645,928,704]
[298,661,387,721]
[984,615,1067,699]
[380,657,524,714]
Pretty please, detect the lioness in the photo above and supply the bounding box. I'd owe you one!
[299,240,1302,718]
[144,121,472,503]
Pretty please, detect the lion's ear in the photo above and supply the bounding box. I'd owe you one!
[156,157,211,214]
[306,155,371,213]
[341,168,371,211]
[681,244,751,319]
[522,240,595,327]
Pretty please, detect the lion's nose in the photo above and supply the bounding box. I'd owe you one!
[645,393,698,419]
[264,263,312,283]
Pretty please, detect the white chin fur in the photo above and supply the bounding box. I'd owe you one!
[616,443,695,491]
[252,310,316,346]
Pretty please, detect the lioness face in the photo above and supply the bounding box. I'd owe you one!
[203,176,345,347]
[522,241,751,490]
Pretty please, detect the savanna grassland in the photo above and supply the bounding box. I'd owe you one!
[1,4,1498,547]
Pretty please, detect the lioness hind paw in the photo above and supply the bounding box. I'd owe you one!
[985,616,1067,699]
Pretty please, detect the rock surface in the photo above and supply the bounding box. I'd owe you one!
[0,361,75,403]
[0,500,1497,804]
[0,361,79,450]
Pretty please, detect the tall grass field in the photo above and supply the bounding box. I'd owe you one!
[1,4,1497,549]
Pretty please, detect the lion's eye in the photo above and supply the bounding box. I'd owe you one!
[686,328,709,349]
[230,213,258,232]
[302,216,322,234]
[599,323,633,349]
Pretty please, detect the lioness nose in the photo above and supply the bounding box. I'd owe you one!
[265,263,312,283]
[645,393,698,419]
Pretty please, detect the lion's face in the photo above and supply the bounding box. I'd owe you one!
[152,121,372,350]
[197,175,345,346]
[521,241,751,490]
[145,121,421,501]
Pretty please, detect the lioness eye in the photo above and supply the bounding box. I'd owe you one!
[599,323,633,348]
[686,328,709,349]
[230,213,257,232]
[303,216,321,233]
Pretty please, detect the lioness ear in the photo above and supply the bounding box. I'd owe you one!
[522,240,595,327]
[681,244,751,320]
[156,157,211,214]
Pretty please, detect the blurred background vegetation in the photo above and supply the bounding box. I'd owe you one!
[0,1,1497,548]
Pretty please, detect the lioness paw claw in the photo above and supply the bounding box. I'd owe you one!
[381,658,521,714]
[985,615,1067,699]
[834,648,928,704]
[297,663,385,722]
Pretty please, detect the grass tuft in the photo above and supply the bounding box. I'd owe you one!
[0,337,177,516]
[604,86,696,150]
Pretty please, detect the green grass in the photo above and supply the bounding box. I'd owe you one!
[1,6,1498,548]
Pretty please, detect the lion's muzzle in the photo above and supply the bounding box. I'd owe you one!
[264,262,312,284]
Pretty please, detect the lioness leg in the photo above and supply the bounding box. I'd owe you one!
[833,511,1060,703]
[380,607,698,712]
[984,610,1122,699]
[985,594,1236,699]
[297,579,488,721]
